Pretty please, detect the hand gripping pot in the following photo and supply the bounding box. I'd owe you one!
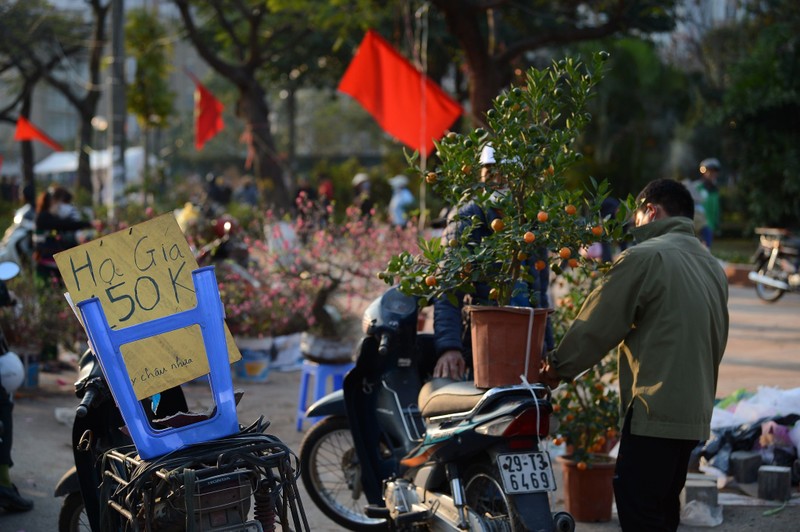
[77,266,238,459]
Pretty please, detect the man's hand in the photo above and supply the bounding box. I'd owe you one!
[539,355,562,389]
[434,350,466,380]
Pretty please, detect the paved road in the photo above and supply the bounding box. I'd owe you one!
[1,285,798,531]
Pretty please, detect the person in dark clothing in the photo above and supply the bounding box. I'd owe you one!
[33,186,92,283]
[351,172,374,219]
[541,179,729,531]
[432,145,554,380]
[0,276,33,512]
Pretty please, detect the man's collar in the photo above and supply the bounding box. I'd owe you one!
[631,217,695,244]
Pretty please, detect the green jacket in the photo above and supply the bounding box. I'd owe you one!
[553,217,729,441]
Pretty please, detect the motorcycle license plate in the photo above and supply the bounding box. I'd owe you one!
[496,451,556,494]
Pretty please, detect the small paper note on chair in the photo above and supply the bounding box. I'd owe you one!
[54,213,241,399]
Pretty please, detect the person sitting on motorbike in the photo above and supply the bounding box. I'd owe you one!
[431,145,554,380]
[33,186,92,283]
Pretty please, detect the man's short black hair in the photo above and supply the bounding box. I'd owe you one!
[635,179,694,219]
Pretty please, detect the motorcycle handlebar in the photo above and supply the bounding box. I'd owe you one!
[378,333,390,356]
[76,387,98,418]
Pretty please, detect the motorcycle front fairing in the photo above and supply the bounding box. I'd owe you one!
[66,350,190,532]
[342,336,395,506]
[343,334,426,505]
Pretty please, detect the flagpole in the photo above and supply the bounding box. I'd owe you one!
[416,3,430,232]
[108,0,127,220]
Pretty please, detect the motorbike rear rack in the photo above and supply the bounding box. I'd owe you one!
[98,423,310,532]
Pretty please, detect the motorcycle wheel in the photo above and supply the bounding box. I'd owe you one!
[464,463,523,531]
[58,492,91,532]
[754,259,786,303]
[300,416,387,531]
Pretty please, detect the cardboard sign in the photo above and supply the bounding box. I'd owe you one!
[55,214,241,399]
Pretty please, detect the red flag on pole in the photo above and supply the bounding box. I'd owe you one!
[14,116,63,151]
[338,30,462,156]
[187,72,224,150]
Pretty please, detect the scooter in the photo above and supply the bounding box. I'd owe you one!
[54,349,188,531]
[195,214,260,288]
[299,287,573,531]
[748,227,800,302]
[0,204,35,267]
[55,352,310,532]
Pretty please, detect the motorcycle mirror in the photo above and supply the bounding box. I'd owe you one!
[0,261,21,281]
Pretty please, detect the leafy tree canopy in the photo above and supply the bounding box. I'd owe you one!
[718,0,800,226]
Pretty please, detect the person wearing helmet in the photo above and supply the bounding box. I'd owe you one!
[695,158,721,248]
[0,276,33,512]
[351,172,374,219]
[388,174,416,227]
[431,144,554,380]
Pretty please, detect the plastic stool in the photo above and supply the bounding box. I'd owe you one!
[296,359,353,431]
[78,266,239,459]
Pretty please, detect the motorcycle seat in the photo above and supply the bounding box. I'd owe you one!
[418,378,485,418]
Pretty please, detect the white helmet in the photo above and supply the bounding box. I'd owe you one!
[699,158,721,173]
[352,173,369,187]
[0,352,25,394]
[480,145,496,166]
[388,174,409,189]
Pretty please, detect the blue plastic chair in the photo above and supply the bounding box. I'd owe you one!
[78,266,238,460]
[296,359,354,431]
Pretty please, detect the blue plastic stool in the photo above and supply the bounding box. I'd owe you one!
[78,266,239,460]
[296,359,353,431]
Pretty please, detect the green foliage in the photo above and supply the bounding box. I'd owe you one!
[0,269,86,359]
[575,37,693,197]
[383,53,632,306]
[551,266,620,465]
[126,8,174,129]
[717,0,800,227]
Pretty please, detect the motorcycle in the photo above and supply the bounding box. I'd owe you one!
[54,349,187,531]
[299,287,573,531]
[0,204,35,267]
[747,227,800,302]
[55,351,309,531]
[195,214,260,288]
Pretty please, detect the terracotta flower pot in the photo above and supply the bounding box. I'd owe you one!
[557,454,616,522]
[468,306,552,388]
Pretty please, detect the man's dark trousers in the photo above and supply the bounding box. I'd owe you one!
[613,409,698,531]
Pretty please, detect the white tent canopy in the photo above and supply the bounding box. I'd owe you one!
[33,147,151,184]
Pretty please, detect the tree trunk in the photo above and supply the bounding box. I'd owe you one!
[76,111,94,195]
[19,96,35,202]
[469,60,507,125]
[142,126,151,207]
[287,85,297,177]
[431,2,507,125]
[238,82,291,210]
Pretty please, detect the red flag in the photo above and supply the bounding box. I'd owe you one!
[338,30,462,156]
[188,73,224,150]
[14,116,63,151]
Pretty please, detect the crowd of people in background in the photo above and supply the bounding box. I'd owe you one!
[0,176,21,204]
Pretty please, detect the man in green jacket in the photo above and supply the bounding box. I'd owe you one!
[541,179,729,531]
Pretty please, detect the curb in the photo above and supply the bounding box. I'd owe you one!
[723,263,754,287]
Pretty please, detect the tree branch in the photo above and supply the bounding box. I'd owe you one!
[173,0,244,84]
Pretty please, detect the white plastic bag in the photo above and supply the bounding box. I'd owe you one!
[790,420,800,458]
[680,500,723,527]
